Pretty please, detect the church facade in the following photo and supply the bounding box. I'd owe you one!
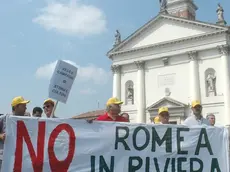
[107,0,230,125]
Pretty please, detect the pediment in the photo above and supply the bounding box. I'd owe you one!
[147,97,187,111]
[107,15,228,56]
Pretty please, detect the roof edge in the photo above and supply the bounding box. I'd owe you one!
[107,14,229,58]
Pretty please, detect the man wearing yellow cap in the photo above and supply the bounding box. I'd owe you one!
[158,107,170,124]
[183,100,210,126]
[43,98,57,118]
[11,96,30,116]
[96,97,128,122]
[0,96,30,169]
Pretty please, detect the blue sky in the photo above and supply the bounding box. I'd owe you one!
[0,0,229,117]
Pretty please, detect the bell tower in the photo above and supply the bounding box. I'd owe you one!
[166,0,198,20]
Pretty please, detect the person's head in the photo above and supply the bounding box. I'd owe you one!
[106,97,123,118]
[11,96,30,116]
[121,113,130,122]
[43,99,55,118]
[191,100,202,117]
[206,114,215,126]
[158,107,169,124]
[32,107,43,117]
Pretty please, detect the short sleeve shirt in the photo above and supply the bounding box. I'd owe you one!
[96,113,128,122]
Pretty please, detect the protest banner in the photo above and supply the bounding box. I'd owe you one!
[49,60,78,104]
[2,116,229,172]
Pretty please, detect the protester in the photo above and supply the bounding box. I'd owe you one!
[32,107,43,117]
[43,99,57,118]
[183,100,210,126]
[121,113,130,122]
[206,113,215,126]
[96,97,128,122]
[11,96,30,116]
[0,96,30,169]
[158,107,170,124]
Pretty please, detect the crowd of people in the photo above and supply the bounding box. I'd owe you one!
[0,96,58,169]
[0,96,216,170]
[153,100,216,126]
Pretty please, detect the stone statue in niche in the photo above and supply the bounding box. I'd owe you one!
[206,73,216,96]
[126,83,134,105]
[127,85,133,99]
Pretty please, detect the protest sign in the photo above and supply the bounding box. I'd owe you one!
[49,60,77,104]
[2,116,229,172]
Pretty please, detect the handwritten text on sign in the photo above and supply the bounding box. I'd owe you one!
[49,60,77,103]
[2,116,229,171]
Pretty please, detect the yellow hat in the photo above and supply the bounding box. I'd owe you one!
[154,116,160,124]
[191,100,201,108]
[158,107,169,115]
[106,97,123,106]
[43,98,55,105]
[11,96,30,107]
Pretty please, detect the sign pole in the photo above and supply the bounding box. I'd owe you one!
[51,101,58,118]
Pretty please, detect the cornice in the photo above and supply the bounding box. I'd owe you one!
[108,30,227,58]
[107,15,228,57]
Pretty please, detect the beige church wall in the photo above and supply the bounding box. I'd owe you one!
[118,19,216,51]
[198,53,224,104]
[202,104,224,126]
[145,57,190,108]
[131,20,207,49]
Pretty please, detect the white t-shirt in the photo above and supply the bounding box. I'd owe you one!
[183,115,210,127]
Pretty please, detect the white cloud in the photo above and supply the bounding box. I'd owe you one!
[33,1,106,36]
[80,88,97,95]
[35,60,110,85]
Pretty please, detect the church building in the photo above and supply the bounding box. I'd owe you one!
[107,0,230,125]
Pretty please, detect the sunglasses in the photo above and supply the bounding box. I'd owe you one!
[43,105,51,109]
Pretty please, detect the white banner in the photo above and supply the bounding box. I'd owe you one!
[49,60,77,103]
[2,116,229,172]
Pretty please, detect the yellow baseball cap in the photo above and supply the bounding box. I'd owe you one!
[154,116,160,124]
[192,100,201,108]
[43,98,55,105]
[11,96,30,107]
[158,107,169,115]
[106,97,123,106]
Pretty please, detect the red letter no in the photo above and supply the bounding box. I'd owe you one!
[13,121,46,172]
[48,124,76,172]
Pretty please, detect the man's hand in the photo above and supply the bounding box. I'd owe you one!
[0,133,5,141]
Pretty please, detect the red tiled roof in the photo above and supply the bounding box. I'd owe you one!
[72,109,105,120]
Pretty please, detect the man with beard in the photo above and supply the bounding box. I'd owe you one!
[183,100,210,127]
